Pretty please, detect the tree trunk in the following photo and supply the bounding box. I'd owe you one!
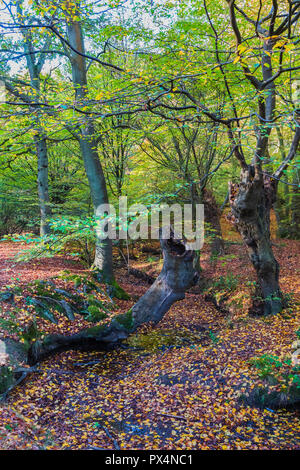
[78,124,113,279]
[228,168,282,315]
[274,128,290,238]
[17,0,52,238]
[35,134,51,236]
[66,15,113,280]
[202,189,225,257]
[28,229,199,364]
[290,171,300,239]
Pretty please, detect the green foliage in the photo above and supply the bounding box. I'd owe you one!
[12,217,96,266]
[0,184,39,237]
[249,350,300,394]
[207,329,219,344]
[0,310,43,351]
[249,354,288,382]
[245,328,300,408]
[209,273,239,293]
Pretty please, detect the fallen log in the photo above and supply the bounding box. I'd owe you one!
[28,228,200,365]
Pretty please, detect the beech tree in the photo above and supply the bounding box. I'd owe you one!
[0,0,57,235]
[63,6,114,279]
[162,0,300,315]
[221,0,299,315]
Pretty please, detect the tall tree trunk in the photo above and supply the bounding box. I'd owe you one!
[66,13,113,280]
[78,125,113,278]
[274,128,289,238]
[229,168,282,315]
[28,229,199,364]
[202,189,225,257]
[16,0,52,237]
[34,133,51,236]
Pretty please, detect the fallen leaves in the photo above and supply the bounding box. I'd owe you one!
[0,238,299,450]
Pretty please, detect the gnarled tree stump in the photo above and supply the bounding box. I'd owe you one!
[228,168,282,315]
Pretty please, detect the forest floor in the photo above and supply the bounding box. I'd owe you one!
[0,229,299,450]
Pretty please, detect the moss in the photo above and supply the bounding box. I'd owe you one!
[110,280,130,300]
[57,272,100,292]
[21,321,43,351]
[87,297,110,311]
[114,309,134,331]
[92,269,130,300]
[125,328,202,352]
[27,281,62,300]
[84,324,109,338]
[86,305,107,323]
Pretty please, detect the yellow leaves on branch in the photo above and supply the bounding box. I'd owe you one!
[233,44,255,65]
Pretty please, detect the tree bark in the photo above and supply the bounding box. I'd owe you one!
[28,229,199,364]
[290,172,300,239]
[228,168,282,315]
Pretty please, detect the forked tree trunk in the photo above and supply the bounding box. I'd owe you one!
[28,229,199,364]
[228,168,282,315]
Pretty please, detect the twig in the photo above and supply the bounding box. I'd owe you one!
[156,412,187,421]
[100,425,120,450]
